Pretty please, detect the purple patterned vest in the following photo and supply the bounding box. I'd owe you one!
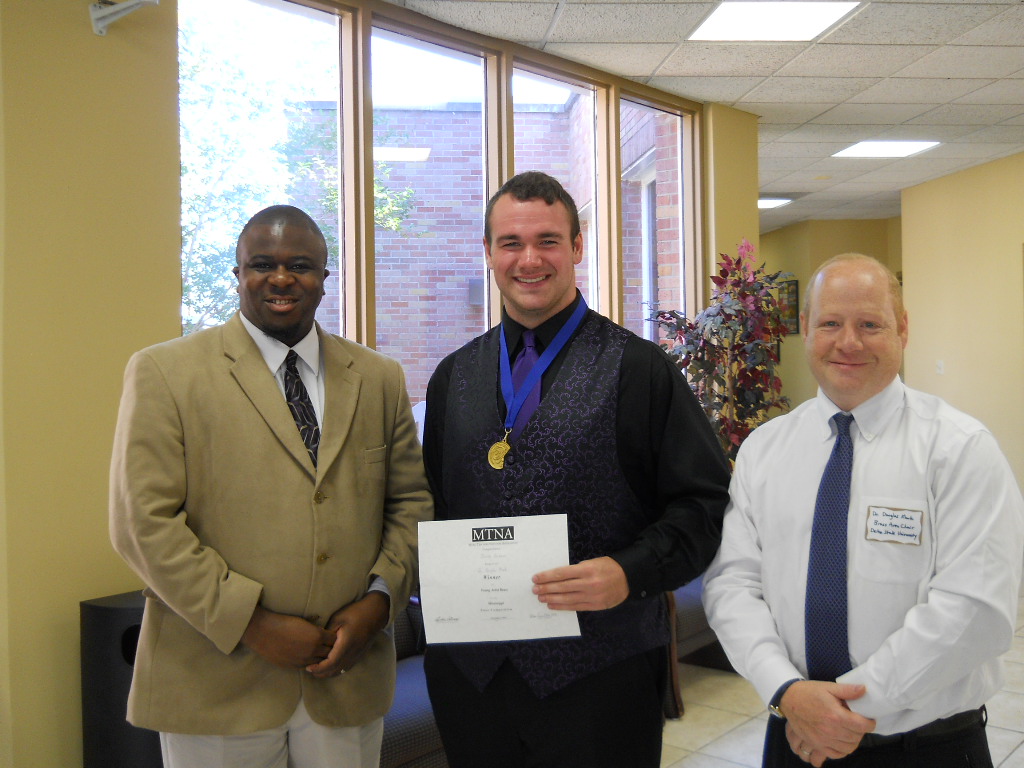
[440,311,668,697]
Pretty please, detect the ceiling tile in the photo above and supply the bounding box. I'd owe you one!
[383,0,1024,232]
[757,124,803,142]
[875,123,979,141]
[906,103,1024,125]
[647,75,764,102]
[738,102,834,123]
[777,43,936,77]
[761,141,849,158]
[895,46,1024,78]
[543,42,676,75]
[848,77,994,104]
[742,76,879,102]
[757,156,820,172]
[657,43,804,77]
[773,123,880,142]
[954,79,1024,105]
[922,141,1024,159]
[550,3,710,42]
[812,102,935,124]
[953,124,1024,142]
[404,1,558,40]
[822,3,1006,45]
[803,157,899,173]
[951,5,1024,46]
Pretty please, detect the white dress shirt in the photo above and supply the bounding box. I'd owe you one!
[703,377,1024,735]
[239,313,324,423]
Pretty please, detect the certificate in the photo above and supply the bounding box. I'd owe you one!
[418,514,582,644]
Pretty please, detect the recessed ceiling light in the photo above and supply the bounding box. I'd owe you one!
[832,141,939,158]
[759,198,792,209]
[689,2,859,42]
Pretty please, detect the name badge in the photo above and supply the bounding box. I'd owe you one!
[865,506,923,545]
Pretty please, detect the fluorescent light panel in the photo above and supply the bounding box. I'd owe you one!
[759,198,792,209]
[833,141,939,158]
[689,2,859,42]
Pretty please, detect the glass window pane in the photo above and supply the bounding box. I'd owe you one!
[619,100,686,341]
[371,31,488,405]
[179,0,341,335]
[513,72,599,311]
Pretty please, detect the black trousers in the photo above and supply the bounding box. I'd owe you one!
[763,710,993,768]
[424,646,665,768]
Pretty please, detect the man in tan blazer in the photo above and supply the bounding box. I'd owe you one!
[110,205,432,768]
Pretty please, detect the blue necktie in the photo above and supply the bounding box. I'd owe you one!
[284,350,320,467]
[805,413,855,681]
[509,330,540,441]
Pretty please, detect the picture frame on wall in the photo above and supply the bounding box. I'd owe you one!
[779,279,799,335]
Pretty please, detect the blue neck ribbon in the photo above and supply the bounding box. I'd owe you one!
[498,297,588,433]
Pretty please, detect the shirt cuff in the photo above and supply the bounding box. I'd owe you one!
[368,575,390,599]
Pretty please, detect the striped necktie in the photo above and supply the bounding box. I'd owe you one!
[284,350,320,467]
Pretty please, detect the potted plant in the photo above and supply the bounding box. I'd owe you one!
[651,239,792,463]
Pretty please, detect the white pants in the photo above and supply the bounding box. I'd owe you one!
[159,699,384,768]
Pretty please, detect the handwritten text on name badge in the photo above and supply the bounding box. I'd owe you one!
[866,506,923,545]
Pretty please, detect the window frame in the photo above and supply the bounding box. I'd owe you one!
[260,0,705,343]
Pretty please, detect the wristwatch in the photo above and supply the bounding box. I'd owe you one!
[768,679,801,719]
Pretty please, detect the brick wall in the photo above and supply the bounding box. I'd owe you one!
[287,99,680,401]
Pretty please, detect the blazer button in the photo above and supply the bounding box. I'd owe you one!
[317,552,331,564]
[313,491,325,504]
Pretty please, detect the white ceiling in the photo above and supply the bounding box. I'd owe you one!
[379,0,1024,233]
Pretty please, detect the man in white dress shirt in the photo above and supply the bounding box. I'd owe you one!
[703,253,1024,768]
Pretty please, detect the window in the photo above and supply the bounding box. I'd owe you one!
[371,30,489,402]
[619,99,689,340]
[179,0,703,378]
[513,71,599,310]
[179,0,341,334]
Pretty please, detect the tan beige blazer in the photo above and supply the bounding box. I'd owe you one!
[109,314,432,734]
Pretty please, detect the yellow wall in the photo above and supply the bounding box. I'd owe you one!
[760,218,901,407]
[902,152,1024,484]
[0,3,758,766]
[1,6,10,764]
[0,1,181,765]
[703,104,760,278]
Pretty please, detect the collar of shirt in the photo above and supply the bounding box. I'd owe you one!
[238,312,321,378]
[500,290,582,359]
[813,376,904,443]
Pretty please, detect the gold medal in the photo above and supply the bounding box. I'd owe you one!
[488,430,512,469]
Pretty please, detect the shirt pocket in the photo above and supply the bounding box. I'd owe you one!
[851,496,932,585]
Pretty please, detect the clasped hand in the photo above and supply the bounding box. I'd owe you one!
[781,681,876,767]
[241,592,390,679]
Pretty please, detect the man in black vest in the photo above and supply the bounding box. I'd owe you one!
[421,171,731,768]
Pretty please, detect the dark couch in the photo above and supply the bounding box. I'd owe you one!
[380,597,448,768]
[673,575,718,659]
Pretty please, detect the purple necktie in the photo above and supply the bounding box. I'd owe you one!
[509,330,540,441]
[805,413,855,680]
[284,350,320,467]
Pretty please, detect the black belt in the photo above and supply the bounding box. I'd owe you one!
[858,706,986,750]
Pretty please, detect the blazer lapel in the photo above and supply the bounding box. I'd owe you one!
[222,315,315,476]
[316,328,361,476]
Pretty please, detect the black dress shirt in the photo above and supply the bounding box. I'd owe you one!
[423,293,731,599]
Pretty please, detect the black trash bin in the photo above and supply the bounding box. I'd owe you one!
[80,590,162,768]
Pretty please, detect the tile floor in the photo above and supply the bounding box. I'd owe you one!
[661,597,1024,767]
